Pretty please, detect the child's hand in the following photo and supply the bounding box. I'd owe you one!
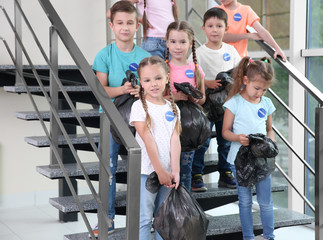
[129,85,140,98]
[170,172,180,189]
[123,81,133,94]
[157,169,172,186]
[273,48,287,62]
[239,134,249,146]
[208,79,222,89]
[188,95,199,104]
[174,91,188,101]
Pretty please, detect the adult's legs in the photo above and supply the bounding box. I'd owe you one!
[141,37,167,60]
[180,150,195,191]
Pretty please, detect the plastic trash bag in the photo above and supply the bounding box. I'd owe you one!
[153,185,209,240]
[111,70,138,145]
[145,171,161,194]
[203,69,233,122]
[234,133,279,188]
[173,82,210,152]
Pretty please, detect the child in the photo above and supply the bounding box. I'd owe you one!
[217,0,286,61]
[189,7,241,191]
[91,1,150,236]
[129,56,181,240]
[107,0,179,59]
[165,21,206,191]
[222,56,276,240]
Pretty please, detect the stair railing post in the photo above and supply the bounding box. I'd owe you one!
[49,26,78,222]
[315,105,323,240]
[185,0,193,23]
[14,0,23,86]
[99,113,110,240]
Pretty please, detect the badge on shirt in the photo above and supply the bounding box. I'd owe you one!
[185,69,195,78]
[165,111,175,121]
[223,53,231,61]
[258,108,266,118]
[129,63,139,71]
[233,13,242,22]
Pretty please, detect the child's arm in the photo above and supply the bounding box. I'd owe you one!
[170,127,181,189]
[222,108,249,146]
[205,79,222,90]
[96,71,140,98]
[223,32,261,43]
[133,121,173,186]
[252,21,287,61]
[266,114,276,142]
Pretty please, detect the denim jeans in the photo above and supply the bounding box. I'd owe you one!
[192,120,231,175]
[140,174,171,240]
[141,37,167,60]
[180,151,195,191]
[107,134,121,220]
[231,165,275,240]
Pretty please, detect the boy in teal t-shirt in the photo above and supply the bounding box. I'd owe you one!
[91,1,150,237]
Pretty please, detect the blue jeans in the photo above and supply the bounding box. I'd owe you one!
[231,165,275,240]
[141,37,167,60]
[108,134,121,220]
[180,151,195,191]
[140,174,171,240]
[192,120,231,175]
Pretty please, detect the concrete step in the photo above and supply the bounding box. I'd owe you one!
[24,133,100,151]
[15,109,100,128]
[63,208,314,240]
[36,154,218,183]
[49,182,287,214]
[4,85,98,105]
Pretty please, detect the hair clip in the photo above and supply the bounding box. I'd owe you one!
[249,58,254,63]
[264,59,268,63]
[165,59,169,63]
[171,1,175,6]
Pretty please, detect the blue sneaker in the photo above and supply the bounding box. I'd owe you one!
[218,171,236,189]
[191,174,207,192]
[90,220,115,238]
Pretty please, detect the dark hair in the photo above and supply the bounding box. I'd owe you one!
[227,57,274,101]
[137,56,181,133]
[110,1,138,23]
[203,8,228,27]
[142,0,178,39]
[165,21,203,91]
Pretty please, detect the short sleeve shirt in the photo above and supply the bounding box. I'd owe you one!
[168,62,205,94]
[223,94,275,165]
[129,99,180,175]
[217,3,259,58]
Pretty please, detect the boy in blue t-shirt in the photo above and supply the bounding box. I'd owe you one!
[92,1,150,236]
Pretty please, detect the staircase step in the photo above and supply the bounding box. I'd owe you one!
[4,85,98,105]
[36,155,218,183]
[24,133,100,151]
[15,109,101,128]
[63,208,314,240]
[49,182,287,214]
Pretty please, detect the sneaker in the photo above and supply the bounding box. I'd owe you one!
[191,174,207,192]
[218,171,237,189]
[89,220,115,238]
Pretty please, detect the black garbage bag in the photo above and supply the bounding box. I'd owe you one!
[234,133,279,188]
[145,171,161,194]
[203,69,233,122]
[153,185,209,240]
[111,70,138,145]
[173,82,210,152]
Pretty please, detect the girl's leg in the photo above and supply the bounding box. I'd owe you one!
[232,165,255,240]
[140,174,157,240]
[256,175,275,240]
[180,151,195,191]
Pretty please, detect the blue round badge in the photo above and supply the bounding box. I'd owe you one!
[165,111,175,121]
[129,63,139,71]
[185,69,195,78]
[223,53,231,61]
[258,108,266,118]
[233,13,242,22]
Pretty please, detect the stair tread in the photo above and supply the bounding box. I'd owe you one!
[63,208,314,239]
[4,85,91,93]
[49,182,287,213]
[15,109,100,120]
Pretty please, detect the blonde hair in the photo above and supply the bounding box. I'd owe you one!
[142,0,178,40]
[137,56,181,133]
[165,21,203,91]
[227,56,274,101]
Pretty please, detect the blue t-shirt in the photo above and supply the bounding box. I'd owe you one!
[92,43,151,111]
[223,94,276,165]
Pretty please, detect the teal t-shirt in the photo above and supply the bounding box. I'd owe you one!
[92,43,151,111]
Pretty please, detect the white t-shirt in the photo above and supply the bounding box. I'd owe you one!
[129,99,180,175]
[189,42,241,82]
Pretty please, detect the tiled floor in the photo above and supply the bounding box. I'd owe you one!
[0,201,314,240]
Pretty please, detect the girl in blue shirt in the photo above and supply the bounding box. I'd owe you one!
[222,56,276,240]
